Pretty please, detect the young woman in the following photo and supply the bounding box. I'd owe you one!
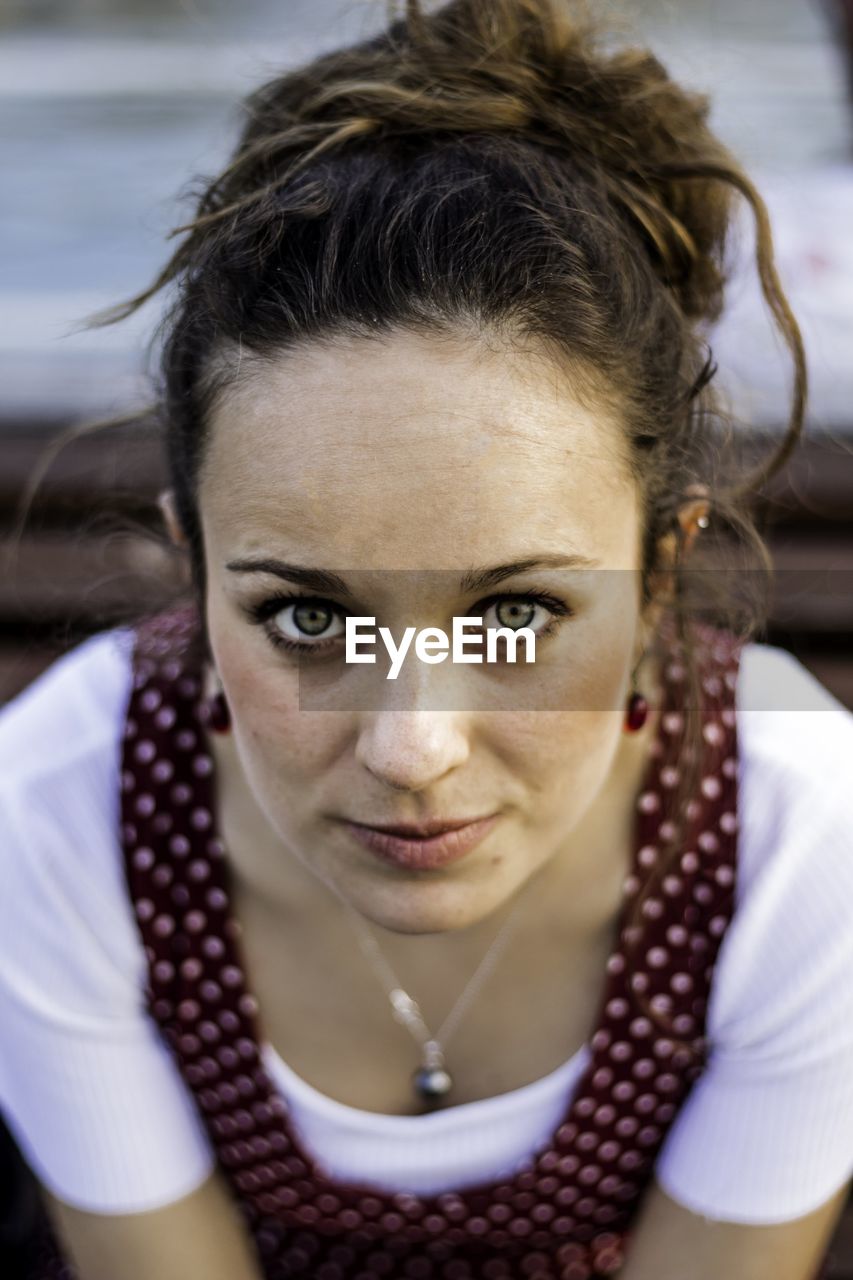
[2,2,852,1278]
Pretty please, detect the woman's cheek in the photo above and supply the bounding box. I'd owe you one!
[242,696,345,784]
[213,640,333,781]
[557,709,623,780]
[503,708,623,817]
[561,614,634,712]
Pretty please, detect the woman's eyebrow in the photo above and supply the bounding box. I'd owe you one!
[225,559,356,597]
[459,555,601,593]
[225,553,601,597]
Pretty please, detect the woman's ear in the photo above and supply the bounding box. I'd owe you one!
[675,483,711,559]
[657,483,711,574]
[643,484,712,629]
[158,489,188,550]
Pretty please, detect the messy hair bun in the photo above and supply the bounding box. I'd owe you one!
[93,0,804,490]
[24,0,807,1048]
[208,0,736,324]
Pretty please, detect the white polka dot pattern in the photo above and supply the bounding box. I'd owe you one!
[20,605,745,1280]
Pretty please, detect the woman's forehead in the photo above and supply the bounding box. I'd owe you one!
[200,470,640,580]
[203,332,632,484]
[199,331,639,566]
[195,330,640,576]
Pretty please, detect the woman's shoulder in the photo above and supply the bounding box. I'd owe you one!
[667,634,853,913]
[727,638,852,906]
[0,624,218,1214]
[686,643,853,1138]
[0,625,136,782]
[659,642,853,1223]
[0,626,141,972]
[735,639,853,784]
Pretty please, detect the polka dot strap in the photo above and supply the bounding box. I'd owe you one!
[117,603,742,1280]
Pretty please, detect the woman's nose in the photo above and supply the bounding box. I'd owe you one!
[354,708,470,791]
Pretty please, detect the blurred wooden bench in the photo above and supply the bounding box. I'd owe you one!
[1,412,852,1278]
[0,412,186,704]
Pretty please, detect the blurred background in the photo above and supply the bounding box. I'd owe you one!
[1,0,853,1275]
[2,0,853,424]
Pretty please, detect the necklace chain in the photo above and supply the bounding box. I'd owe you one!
[336,872,540,1085]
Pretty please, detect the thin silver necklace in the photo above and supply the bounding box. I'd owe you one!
[335,878,539,1108]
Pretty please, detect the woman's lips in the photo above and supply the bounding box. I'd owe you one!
[339,815,500,871]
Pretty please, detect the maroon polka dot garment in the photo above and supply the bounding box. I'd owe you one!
[29,600,817,1280]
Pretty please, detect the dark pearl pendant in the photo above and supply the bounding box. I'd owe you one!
[413,1065,453,1102]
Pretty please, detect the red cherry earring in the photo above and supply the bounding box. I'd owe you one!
[624,649,649,733]
[624,688,649,733]
[201,689,231,734]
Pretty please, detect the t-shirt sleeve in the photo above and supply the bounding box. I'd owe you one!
[654,646,853,1224]
[0,635,216,1214]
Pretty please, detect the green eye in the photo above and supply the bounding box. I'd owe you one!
[292,602,335,636]
[245,593,347,655]
[494,599,536,630]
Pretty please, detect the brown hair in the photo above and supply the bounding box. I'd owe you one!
[15,0,806,1048]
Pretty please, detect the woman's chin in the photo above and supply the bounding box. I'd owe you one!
[329,862,521,938]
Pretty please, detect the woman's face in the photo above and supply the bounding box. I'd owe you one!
[196,329,660,937]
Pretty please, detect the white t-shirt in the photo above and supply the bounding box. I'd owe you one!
[1,627,852,1226]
